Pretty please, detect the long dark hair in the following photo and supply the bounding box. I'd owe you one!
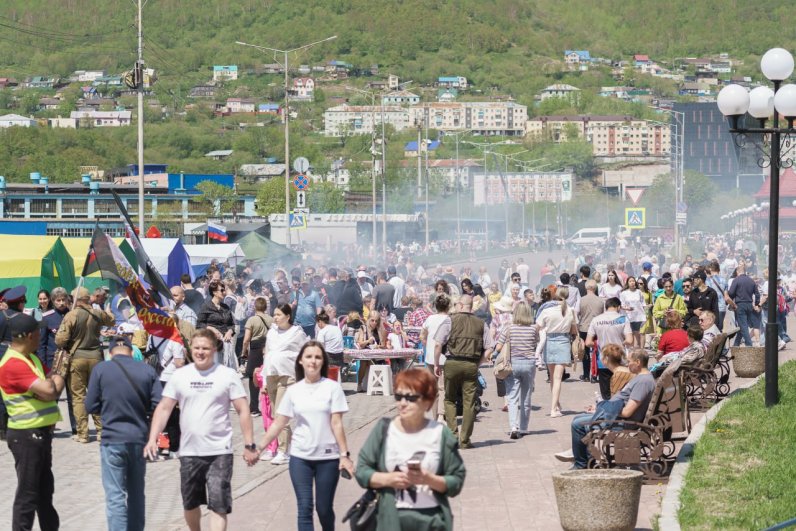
[294,340,329,380]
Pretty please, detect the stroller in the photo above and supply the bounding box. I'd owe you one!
[455,369,488,416]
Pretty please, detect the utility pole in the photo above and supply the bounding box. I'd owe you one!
[236,36,337,247]
[424,117,430,249]
[381,101,387,258]
[136,0,145,235]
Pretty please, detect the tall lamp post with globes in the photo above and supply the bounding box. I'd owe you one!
[717,47,796,407]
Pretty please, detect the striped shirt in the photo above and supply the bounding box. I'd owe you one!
[496,324,540,360]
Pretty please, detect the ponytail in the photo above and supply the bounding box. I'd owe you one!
[560,299,567,316]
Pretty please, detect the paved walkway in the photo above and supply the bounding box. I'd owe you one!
[2,339,788,530]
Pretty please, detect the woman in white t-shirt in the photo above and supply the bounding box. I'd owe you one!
[315,308,344,367]
[599,269,624,299]
[254,341,353,531]
[620,277,646,348]
[419,294,451,421]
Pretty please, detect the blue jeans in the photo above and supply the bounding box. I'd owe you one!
[288,456,340,531]
[100,443,146,531]
[733,302,757,346]
[571,413,593,469]
[504,358,536,432]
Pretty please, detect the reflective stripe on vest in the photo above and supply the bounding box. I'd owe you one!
[0,349,62,429]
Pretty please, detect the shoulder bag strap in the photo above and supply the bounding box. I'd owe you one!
[668,295,677,310]
[111,358,150,413]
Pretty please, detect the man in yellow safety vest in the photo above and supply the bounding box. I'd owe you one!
[0,312,65,531]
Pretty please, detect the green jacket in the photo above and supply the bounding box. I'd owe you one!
[355,417,466,531]
[652,291,687,330]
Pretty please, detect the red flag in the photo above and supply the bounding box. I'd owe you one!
[146,225,162,238]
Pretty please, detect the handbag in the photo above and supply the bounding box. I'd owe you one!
[571,335,585,362]
[493,327,513,380]
[657,295,676,329]
[342,418,390,531]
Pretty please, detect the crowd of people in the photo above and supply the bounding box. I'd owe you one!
[0,231,793,530]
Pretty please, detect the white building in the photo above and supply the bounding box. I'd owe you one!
[213,65,238,81]
[70,110,132,127]
[72,70,107,82]
[226,98,256,113]
[0,114,37,128]
[290,78,315,101]
[382,90,420,106]
[539,84,581,102]
[324,101,527,136]
[473,171,574,205]
[323,104,417,136]
[49,117,78,129]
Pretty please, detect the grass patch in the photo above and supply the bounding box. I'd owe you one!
[678,360,796,530]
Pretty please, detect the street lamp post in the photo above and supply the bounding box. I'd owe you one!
[717,47,796,407]
[236,36,337,248]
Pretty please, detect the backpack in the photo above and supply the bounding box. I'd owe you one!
[144,336,168,375]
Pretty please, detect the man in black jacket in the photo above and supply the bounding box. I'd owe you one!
[687,270,719,328]
[728,262,761,347]
[335,268,363,316]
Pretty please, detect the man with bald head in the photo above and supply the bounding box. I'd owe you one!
[169,286,197,327]
[434,294,493,449]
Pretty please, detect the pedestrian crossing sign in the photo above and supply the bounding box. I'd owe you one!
[625,207,646,230]
[289,211,307,230]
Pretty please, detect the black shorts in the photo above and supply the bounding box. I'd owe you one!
[630,321,642,332]
[179,454,234,514]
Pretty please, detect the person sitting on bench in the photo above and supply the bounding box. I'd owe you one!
[555,348,655,469]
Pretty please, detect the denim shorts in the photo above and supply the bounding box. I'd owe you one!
[180,454,233,514]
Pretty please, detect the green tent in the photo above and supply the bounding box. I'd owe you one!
[235,232,301,264]
[0,235,75,295]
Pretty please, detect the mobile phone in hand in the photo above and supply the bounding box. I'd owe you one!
[340,468,352,480]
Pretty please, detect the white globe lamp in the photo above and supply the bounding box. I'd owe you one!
[717,84,750,117]
[748,86,775,119]
[773,84,796,118]
[761,48,795,81]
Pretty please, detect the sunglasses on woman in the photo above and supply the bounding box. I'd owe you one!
[394,393,421,403]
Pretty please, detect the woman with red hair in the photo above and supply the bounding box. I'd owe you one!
[354,368,466,530]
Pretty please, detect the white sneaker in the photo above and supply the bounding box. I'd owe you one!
[270,452,290,465]
[779,339,787,351]
[259,450,275,461]
[554,449,575,462]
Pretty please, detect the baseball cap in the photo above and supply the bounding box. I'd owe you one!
[108,335,133,351]
[72,286,90,300]
[9,313,39,337]
[642,262,653,271]
[693,270,707,281]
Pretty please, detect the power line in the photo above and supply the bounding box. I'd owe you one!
[0,18,127,41]
[0,34,135,58]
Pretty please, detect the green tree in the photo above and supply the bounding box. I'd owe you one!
[255,177,296,216]
[308,181,345,213]
[194,180,235,215]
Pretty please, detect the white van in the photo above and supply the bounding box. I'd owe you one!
[567,227,611,247]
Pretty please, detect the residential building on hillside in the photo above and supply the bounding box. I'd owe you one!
[438,89,457,102]
[526,115,671,157]
[205,150,233,161]
[382,90,420,105]
[633,54,652,67]
[26,76,58,89]
[323,104,416,136]
[388,74,400,89]
[0,78,19,88]
[324,101,527,136]
[239,164,287,181]
[438,76,468,89]
[290,78,315,101]
[189,85,218,98]
[226,98,256,113]
[49,117,78,129]
[564,50,591,64]
[71,70,107,82]
[404,140,440,158]
[213,65,238,81]
[70,110,132,127]
[0,114,37,128]
[258,103,281,115]
[92,75,123,87]
[38,98,61,111]
[539,83,581,102]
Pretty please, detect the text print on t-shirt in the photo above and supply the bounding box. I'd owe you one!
[189,381,214,392]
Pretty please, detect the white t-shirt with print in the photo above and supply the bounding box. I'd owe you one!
[385,419,443,509]
[162,363,246,456]
[277,378,349,460]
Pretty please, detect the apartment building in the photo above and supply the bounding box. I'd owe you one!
[526,115,671,156]
[324,101,528,136]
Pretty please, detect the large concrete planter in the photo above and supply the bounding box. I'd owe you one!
[732,346,765,378]
[553,469,643,531]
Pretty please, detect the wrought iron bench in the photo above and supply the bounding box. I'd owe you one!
[581,361,686,482]
[680,328,738,410]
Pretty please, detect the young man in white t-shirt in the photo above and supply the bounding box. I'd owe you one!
[145,330,257,531]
